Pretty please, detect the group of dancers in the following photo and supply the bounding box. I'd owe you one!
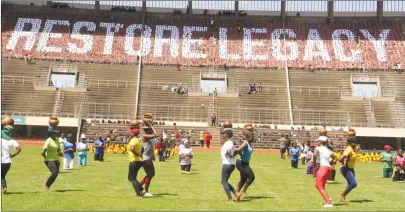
[1,115,402,208]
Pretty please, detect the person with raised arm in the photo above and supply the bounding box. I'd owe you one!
[313,137,337,208]
[234,124,255,201]
[1,117,22,194]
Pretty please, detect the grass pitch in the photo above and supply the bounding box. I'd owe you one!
[1,146,404,211]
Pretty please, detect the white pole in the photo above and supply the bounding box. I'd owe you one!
[134,17,144,120]
[283,21,294,127]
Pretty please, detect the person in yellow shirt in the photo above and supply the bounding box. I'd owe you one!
[338,138,358,202]
[127,121,143,198]
[199,131,205,148]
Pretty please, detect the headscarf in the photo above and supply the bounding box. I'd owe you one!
[1,125,14,140]
[223,128,233,138]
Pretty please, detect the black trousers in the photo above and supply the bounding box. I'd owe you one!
[222,164,236,199]
[158,151,165,161]
[291,160,298,168]
[329,170,336,181]
[236,160,255,190]
[44,161,60,188]
[393,169,405,181]
[1,163,11,189]
[94,154,104,161]
[181,164,191,172]
[128,161,143,196]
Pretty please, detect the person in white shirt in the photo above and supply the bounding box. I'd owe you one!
[220,127,238,202]
[313,138,337,208]
[1,118,22,194]
[179,139,193,174]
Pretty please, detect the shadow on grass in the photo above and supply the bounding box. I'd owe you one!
[4,191,40,195]
[54,189,85,193]
[349,199,374,203]
[333,203,346,207]
[153,193,179,197]
[241,196,274,202]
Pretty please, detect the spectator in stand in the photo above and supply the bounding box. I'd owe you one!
[224,63,228,71]
[213,87,218,96]
[162,130,168,141]
[24,52,32,63]
[175,131,180,144]
[205,131,212,149]
[172,123,178,132]
[211,114,216,127]
[258,83,263,92]
[63,134,76,170]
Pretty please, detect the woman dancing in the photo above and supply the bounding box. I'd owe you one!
[42,118,63,192]
[220,122,238,202]
[313,138,337,208]
[339,137,358,202]
[1,117,22,194]
[235,124,255,201]
[139,114,159,197]
[127,120,143,198]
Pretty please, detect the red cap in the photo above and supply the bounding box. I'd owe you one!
[384,145,392,150]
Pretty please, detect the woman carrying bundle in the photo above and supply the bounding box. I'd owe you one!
[234,124,255,201]
[220,122,238,202]
[139,113,159,197]
[313,138,337,208]
[393,149,405,182]
[42,117,63,192]
[1,117,22,194]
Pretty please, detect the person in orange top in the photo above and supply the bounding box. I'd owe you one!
[204,131,212,149]
[338,138,358,202]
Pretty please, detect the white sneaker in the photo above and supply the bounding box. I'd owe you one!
[322,204,333,208]
[143,192,153,197]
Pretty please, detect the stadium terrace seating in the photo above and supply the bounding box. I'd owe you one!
[219,69,290,125]
[289,71,356,126]
[138,66,210,122]
[2,11,404,70]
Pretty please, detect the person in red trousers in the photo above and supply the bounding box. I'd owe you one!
[313,138,337,208]
[204,131,212,149]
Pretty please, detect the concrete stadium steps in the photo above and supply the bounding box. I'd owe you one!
[289,71,356,126]
[29,90,57,114]
[2,59,50,77]
[60,91,86,117]
[372,101,403,127]
[1,83,34,112]
[137,89,210,122]
[341,100,369,127]
[141,66,201,85]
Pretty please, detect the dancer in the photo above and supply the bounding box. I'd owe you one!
[220,122,238,202]
[205,131,212,149]
[313,138,337,208]
[139,113,159,197]
[127,120,143,198]
[179,139,193,173]
[42,117,63,192]
[380,145,394,178]
[199,131,205,148]
[77,135,89,166]
[235,124,255,201]
[339,137,358,202]
[393,149,404,182]
[63,133,76,170]
[1,117,22,194]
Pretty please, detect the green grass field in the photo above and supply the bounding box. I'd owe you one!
[2,146,404,211]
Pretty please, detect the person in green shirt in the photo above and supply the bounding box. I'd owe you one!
[380,145,394,178]
[41,127,63,191]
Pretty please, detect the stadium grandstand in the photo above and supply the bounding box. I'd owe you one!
[1,0,405,150]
